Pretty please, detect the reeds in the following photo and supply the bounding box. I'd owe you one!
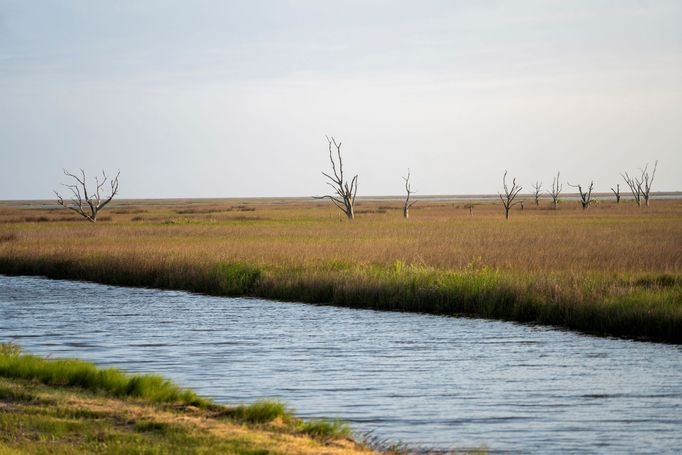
[0,198,680,342]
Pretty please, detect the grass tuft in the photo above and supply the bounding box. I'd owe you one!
[0,344,210,407]
[0,343,21,358]
[221,400,290,424]
[214,262,262,295]
[297,419,352,439]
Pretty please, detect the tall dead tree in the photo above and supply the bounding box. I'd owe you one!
[622,160,658,207]
[610,183,621,204]
[568,181,594,210]
[314,136,358,220]
[498,170,523,220]
[640,160,658,207]
[532,181,542,206]
[54,169,120,222]
[548,172,562,209]
[402,169,417,219]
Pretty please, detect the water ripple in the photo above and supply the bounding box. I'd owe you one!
[1,274,681,453]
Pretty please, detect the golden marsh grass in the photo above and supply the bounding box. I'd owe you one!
[0,196,680,342]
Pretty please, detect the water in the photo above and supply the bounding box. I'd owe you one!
[1,275,680,453]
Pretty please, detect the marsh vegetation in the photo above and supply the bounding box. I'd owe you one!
[0,196,680,342]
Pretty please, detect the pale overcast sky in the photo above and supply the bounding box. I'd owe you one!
[1,0,680,199]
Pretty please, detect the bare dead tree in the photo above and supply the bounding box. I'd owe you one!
[548,172,562,209]
[498,170,523,220]
[532,181,542,206]
[610,183,621,204]
[640,160,658,207]
[54,169,120,222]
[314,136,358,220]
[402,169,417,219]
[621,171,642,206]
[568,181,594,210]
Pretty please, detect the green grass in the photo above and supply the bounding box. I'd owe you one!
[297,420,353,440]
[0,377,358,455]
[221,400,290,424]
[214,400,353,439]
[0,343,210,407]
[0,344,358,453]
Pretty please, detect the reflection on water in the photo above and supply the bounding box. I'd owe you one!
[1,275,681,453]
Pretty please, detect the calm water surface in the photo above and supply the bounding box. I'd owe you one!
[1,275,681,453]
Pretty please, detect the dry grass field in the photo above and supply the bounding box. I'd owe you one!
[0,195,680,342]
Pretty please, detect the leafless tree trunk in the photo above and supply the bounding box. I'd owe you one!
[532,181,542,206]
[610,183,621,204]
[314,136,358,220]
[54,169,120,222]
[402,169,417,219]
[548,172,562,209]
[622,161,657,207]
[621,170,642,207]
[640,160,657,207]
[568,181,594,210]
[498,170,523,220]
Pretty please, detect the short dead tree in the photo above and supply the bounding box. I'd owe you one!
[532,181,542,206]
[548,172,563,209]
[54,169,120,222]
[610,183,621,204]
[621,170,643,207]
[568,181,594,210]
[402,169,417,219]
[314,136,358,220]
[498,170,523,220]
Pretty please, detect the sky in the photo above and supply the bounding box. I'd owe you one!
[1,0,681,199]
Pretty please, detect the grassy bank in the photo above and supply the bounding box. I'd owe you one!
[0,198,680,343]
[0,344,366,454]
[0,252,679,343]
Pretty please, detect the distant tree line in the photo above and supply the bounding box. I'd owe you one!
[53,137,660,222]
[314,136,660,220]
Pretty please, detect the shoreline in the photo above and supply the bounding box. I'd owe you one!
[1,197,680,345]
[0,343,371,454]
[1,257,679,344]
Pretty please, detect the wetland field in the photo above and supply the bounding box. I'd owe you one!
[1,196,682,453]
[0,195,680,343]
